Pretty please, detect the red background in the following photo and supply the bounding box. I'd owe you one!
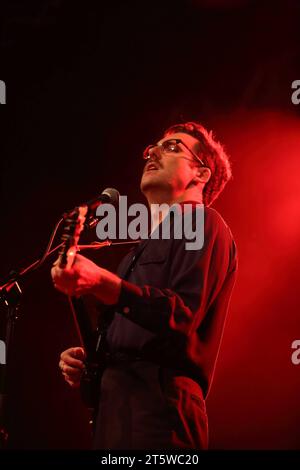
[1,0,300,449]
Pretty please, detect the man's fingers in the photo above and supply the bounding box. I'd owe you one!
[60,363,83,377]
[64,377,80,388]
[61,347,86,359]
[60,356,85,369]
[59,347,86,388]
[60,347,86,367]
[61,365,82,379]
[51,265,79,296]
[72,347,86,359]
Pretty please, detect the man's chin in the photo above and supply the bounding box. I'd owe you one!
[140,174,163,193]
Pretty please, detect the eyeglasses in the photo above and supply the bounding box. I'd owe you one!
[143,138,205,167]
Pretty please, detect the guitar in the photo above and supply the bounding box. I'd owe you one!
[57,206,107,420]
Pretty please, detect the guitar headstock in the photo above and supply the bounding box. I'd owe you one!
[58,205,88,269]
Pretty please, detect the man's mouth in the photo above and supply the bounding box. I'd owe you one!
[145,162,159,172]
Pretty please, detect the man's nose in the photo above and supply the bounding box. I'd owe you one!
[148,146,161,161]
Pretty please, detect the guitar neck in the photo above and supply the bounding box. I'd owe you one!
[68,296,95,359]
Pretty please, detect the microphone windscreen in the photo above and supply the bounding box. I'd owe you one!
[101,188,120,206]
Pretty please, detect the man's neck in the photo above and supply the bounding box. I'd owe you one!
[146,187,203,206]
[149,203,170,234]
[147,189,203,234]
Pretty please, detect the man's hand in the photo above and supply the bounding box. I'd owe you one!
[51,253,122,304]
[59,347,86,388]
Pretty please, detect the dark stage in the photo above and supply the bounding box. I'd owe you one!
[1,0,300,452]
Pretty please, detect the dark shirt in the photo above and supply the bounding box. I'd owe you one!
[106,204,238,398]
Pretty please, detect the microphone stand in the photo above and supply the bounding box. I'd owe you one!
[0,214,139,449]
[0,239,65,449]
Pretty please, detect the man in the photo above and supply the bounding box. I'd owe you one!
[51,121,238,449]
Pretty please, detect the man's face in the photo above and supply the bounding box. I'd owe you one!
[140,132,201,198]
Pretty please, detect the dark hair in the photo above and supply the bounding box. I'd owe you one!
[164,121,232,206]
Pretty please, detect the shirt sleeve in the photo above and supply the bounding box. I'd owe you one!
[115,210,234,335]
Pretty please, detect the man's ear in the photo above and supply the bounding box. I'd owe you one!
[195,166,211,185]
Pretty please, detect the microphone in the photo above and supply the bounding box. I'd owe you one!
[85,187,120,212]
[63,188,120,228]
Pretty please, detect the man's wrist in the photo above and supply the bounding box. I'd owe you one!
[93,268,122,305]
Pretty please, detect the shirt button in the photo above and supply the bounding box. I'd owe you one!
[123,306,130,314]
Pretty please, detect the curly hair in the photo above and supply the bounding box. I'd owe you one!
[164,121,232,206]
